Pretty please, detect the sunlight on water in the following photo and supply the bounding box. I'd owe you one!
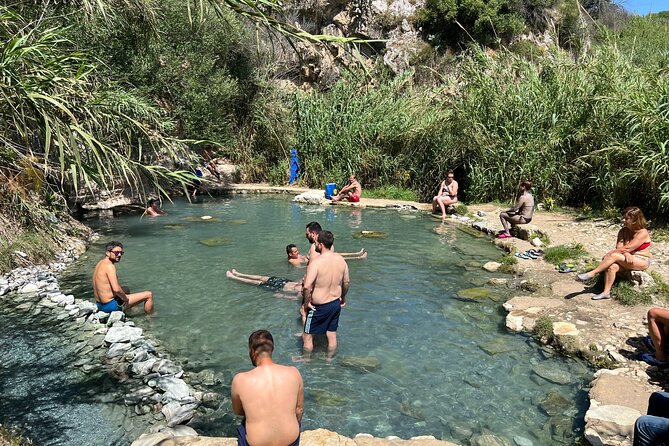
[61,196,590,444]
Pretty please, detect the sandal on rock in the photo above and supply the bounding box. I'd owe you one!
[576,273,593,282]
[557,263,576,273]
[515,252,531,260]
[640,352,669,367]
[524,251,540,259]
[497,233,511,239]
[591,293,611,300]
[528,249,544,256]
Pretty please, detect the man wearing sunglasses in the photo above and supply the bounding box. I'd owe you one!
[93,241,154,314]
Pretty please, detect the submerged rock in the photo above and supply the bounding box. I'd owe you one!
[353,231,388,239]
[163,224,187,230]
[470,433,513,446]
[161,401,197,427]
[539,390,571,416]
[479,338,515,356]
[341,356,381,372]
[198,238,229,247]
[309,389,347,406]
[456,288,491,301]
[532,364,572,385]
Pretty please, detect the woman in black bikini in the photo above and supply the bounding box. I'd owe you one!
[498,179,535,238]
[577,206,651,300]
[432,169,458,218]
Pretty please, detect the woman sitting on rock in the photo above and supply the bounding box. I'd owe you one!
[432,170,458,219]
[497,179,534,239]
[576,206,651,300]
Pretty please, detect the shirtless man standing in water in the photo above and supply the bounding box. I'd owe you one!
[232,330,304,446]
[302,230,349,357]
[92,241,154,313]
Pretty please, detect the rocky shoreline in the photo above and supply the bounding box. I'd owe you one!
[2,186,661,446]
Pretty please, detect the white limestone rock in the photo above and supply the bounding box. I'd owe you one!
[105,326,143,344]
[483,262,502,272]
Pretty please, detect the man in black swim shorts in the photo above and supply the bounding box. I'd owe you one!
[226,269,303,296]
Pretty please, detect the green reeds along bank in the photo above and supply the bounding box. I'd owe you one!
[249,15,669,219]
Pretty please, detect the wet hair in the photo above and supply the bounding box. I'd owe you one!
[105,241,123,252]
[306,221,322,233]
[286,244,297,255]
[249,330,274,355]
[520,179,532,191]
[317,230,334,249]
[623,207,648,231]
[148,198,157,207]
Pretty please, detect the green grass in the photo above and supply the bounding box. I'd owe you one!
[498,253,518,274]
[543,243,588,266]
[361,186,418,201]
[0,231,56,275]
[533,315,554,341]
[612,282,653,306]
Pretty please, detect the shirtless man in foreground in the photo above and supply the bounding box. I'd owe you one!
[232,330,304,446]
[92,241,154,313]
[302,230,349,357]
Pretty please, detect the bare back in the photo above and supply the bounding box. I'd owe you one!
[304,251,349,305]
[93,258,118,304]
[231,364,303,446]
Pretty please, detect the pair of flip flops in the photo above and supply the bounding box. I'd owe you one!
[557,262,576,273]
[497,232,512,239]
[515,249,544,260]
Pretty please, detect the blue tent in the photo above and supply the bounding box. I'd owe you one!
[288,148,300,185]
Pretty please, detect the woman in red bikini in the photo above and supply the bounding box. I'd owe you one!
[577,206,651,300]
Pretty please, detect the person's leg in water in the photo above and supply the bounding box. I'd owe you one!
[648,308,669,362]
[225,269,269,286]
[326,330,337,360]
[634,391,669,446]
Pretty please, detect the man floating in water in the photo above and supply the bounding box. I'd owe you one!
[302,230,349,358]
[232,330,304,446]
[92,241,154,313]
[226,269,303,299]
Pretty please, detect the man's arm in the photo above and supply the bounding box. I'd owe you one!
[231,375,245,416]
[302,262,317,310]
[295,370,304,422]
[146,208,159,217]
[105,265,128,302]
[340,262,350,306]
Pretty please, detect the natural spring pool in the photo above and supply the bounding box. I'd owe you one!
[61,196,591,444]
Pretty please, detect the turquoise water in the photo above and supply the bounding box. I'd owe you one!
[61,196,590,444]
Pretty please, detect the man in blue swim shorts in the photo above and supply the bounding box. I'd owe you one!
[232,330,303,446]
[93,241,154,314]
[302,230,350,358]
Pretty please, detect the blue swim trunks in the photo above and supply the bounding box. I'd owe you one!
[304,299,341,334]
[237,421,299,446]
[96,298,124,313]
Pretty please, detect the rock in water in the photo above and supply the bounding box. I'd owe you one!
[539,390,570,416]
[105,326,143,344]
[341,356,381,372]
[532,364,572,384]
[456,288,491,301]
[162,401,197,427]
[470,434,513,446]
[353,231,388,239]
[199,238,229,247]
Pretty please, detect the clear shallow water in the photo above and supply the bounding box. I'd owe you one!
[61,196,590,444]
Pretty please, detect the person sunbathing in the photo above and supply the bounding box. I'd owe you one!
[226,269,302,299]
[576,206,651,300]
[432,169,458,219]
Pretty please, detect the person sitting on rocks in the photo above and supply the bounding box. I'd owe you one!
[232,330,303,446]
[144,198,165,217]
[634,391,669,445]
[226,269,302,299]
[92,241,154,313]
[577,207,651,301]
[640,308,669,366]
[498,179,534,239]
[432,169,458,219]
[287,244,307,266]
[332,174,362,203]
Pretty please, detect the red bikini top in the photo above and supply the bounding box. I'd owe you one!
[631,241,651,254]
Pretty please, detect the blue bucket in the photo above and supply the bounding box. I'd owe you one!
[324,183,337,199]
